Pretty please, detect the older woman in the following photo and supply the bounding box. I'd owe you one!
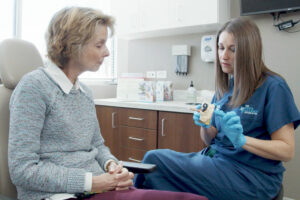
[8,7,207,200]
[135,18,300,200]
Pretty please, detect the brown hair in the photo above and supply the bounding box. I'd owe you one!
[46,7,115,68]
[215,17,280,108]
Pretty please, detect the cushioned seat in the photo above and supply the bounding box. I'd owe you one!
[0,38,43,199]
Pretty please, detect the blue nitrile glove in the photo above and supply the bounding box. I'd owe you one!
[214,110,246,148]
[193,104,210,128]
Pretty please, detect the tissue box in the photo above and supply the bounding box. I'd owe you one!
[117,77,145,101]
[156,81,164,101]
[138,81,155,102]
[156,81,173,101]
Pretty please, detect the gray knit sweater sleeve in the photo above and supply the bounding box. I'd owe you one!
[8,69,117,200]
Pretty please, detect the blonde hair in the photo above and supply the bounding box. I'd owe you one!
[215,17,280,108]
[46,7,115,68]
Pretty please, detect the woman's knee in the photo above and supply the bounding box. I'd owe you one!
[143,150,159,163]
[143,149,171,163]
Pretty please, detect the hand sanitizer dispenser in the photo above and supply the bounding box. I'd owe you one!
[187,81,197,103]
[201,35,216,63]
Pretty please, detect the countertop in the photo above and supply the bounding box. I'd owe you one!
[94,98,201,114]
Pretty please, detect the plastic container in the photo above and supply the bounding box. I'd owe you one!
[187,81,197,103]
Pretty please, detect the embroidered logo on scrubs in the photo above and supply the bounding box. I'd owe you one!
[240,105,258,116]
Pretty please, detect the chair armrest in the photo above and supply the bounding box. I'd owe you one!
[122,161,156,174]
[0,194,17,200]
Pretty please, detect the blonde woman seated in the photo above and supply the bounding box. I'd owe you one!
[8,7,207,200]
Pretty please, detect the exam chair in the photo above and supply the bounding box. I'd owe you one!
[0,38,43,199]
[123,161,156,174]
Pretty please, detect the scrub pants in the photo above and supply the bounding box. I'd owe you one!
[134,149,282,200]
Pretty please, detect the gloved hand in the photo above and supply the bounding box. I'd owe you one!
[214,110,246,148]
[193,104,210,128]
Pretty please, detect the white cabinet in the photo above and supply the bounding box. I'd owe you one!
[139,0,172,31]
[111,0,141,34]
[111,0,230,39]
[172,0,218,27]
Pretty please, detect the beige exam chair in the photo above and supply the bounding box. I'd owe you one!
[0,38,43,199]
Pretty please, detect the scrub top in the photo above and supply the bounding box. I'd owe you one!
[211,74,300,174]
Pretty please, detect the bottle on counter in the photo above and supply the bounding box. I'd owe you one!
[187,81,197,103]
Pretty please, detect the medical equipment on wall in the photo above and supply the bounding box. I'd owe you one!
[201,35,216,63]
[172,45,191,76]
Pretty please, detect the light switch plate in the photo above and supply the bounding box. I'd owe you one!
[146,71,156,78]
[156,70,167,79]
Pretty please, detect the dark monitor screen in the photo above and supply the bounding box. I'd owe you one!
[240,0,300,16]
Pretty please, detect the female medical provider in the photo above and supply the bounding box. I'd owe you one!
[134,17,300,200]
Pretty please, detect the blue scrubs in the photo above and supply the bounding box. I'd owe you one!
[134,75,300,200]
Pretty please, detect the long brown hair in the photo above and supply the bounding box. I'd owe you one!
[215,17,280,108]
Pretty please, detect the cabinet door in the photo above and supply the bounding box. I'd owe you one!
[119,147,148,163]
[172,0,218,27]
[140,0,171,31]
[117,107,158,162]
[158,111,205,152]
[119,126,157,150]
[111,0,229,38]
[111,0,141,35]
[118,107,157,129]
[96,106,120,158]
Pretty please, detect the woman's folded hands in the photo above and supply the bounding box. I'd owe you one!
[91,161,134,193]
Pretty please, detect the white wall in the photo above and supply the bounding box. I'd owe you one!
[255,14,300,200]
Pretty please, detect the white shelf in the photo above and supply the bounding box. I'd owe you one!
[116,23,223,39]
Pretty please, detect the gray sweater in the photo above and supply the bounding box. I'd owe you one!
[8,68,117,200]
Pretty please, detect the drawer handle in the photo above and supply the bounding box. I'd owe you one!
[129,136,144,141]
[112,112,116,128]
[129,116,144,121]
[161,118,166,136]
[128,157,142,163]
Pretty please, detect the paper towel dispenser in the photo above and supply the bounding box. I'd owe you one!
[172,45,191,76]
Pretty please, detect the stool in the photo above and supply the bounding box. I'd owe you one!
[272,185,284,200]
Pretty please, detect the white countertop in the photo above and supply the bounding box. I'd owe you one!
[94,98,201,114]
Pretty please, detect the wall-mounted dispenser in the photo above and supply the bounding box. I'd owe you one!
[172,45,191,76]
[201,35,216,63]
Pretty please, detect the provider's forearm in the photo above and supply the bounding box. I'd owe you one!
[243,123,295,162]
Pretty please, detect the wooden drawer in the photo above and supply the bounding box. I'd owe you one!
[119,147,149,162]
[119,126,157,150]
[118,108,157,129]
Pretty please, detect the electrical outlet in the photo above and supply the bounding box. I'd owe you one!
[156,70,167,79]
[146,71,156,78]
